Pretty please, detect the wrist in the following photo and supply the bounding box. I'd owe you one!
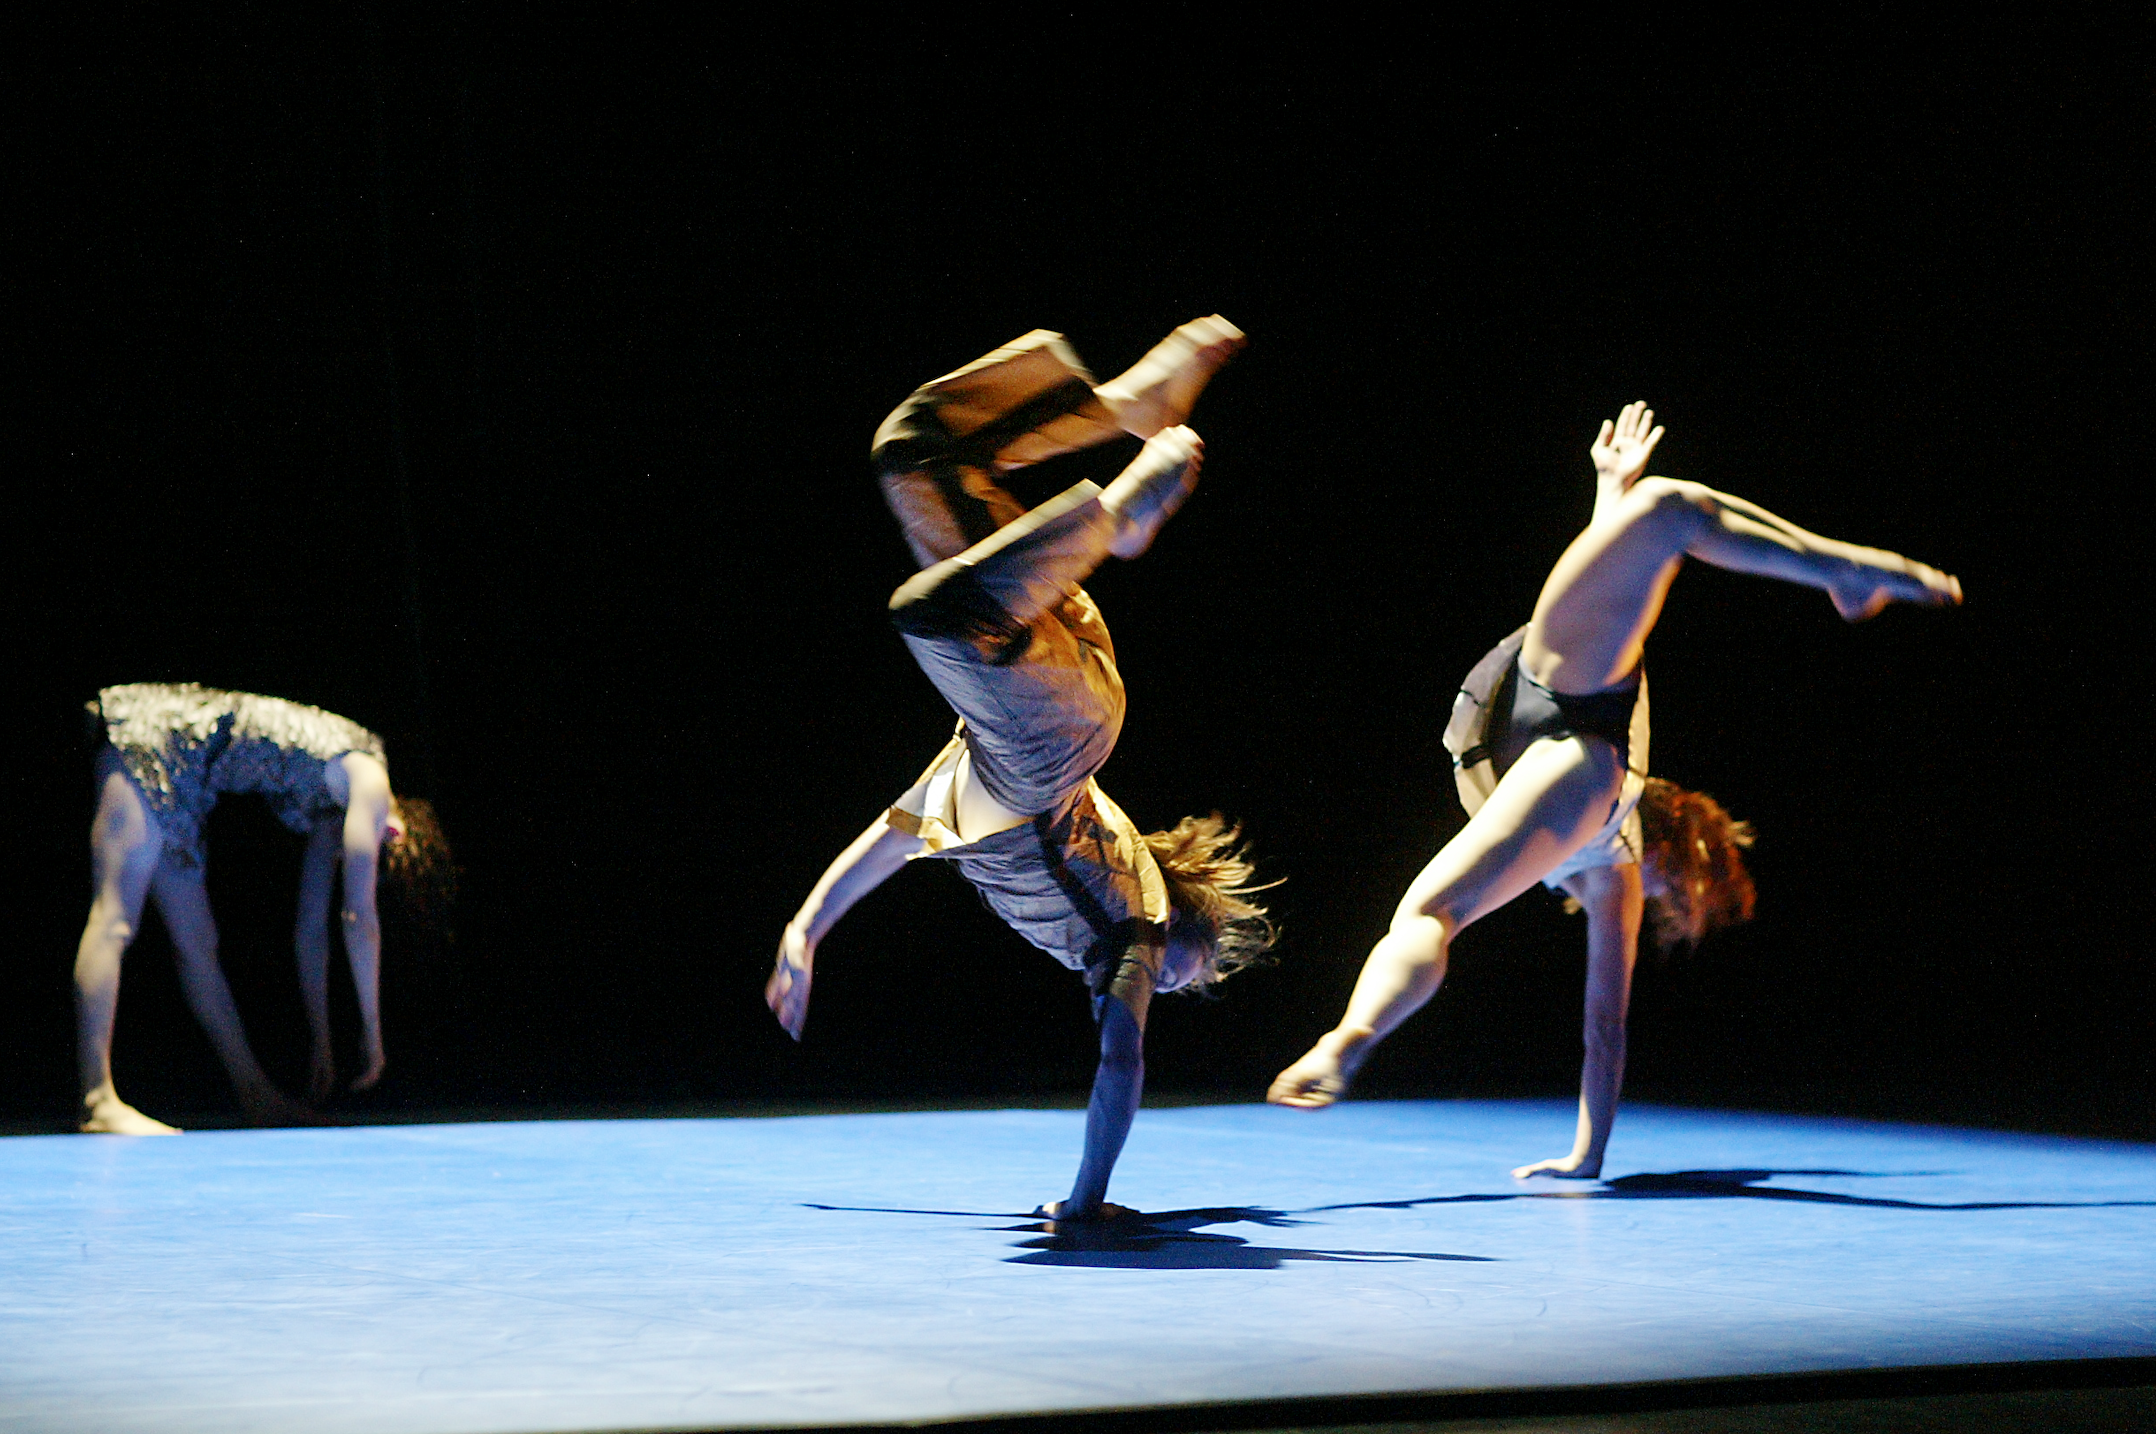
[1330,1025,1379,1058]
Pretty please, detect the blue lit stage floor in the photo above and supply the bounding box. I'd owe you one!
[3,1100,2153,1433]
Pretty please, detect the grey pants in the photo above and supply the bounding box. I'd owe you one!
[875,333,1136,815]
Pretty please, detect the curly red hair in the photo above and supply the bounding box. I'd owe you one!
[382,795,458,946]
[1636,778,1755,951]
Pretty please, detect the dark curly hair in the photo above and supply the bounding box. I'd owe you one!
[1636,777,1755,951]
[381,795,458,947]
[1142,813,1278,989]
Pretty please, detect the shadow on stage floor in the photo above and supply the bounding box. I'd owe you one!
[3,1099,2153,1433]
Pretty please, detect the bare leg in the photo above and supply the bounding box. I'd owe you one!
[1527,403,1962,693]
[150,862,321,1126]
[1269,735,1628,1107]
[75,769,179,1135]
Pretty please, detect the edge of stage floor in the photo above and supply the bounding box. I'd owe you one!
[4,1100,2154,1434]
[705,1356,2156,1433]
[13,1077,2151,1145]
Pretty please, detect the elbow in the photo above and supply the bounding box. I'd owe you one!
[1096,1021,1145,1076]
[1096,1047,1144,1085]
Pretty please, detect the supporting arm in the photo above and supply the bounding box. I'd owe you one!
[339,761,394,1092]
[295,819,341,1101]
[766,815,925,1040]
[1053,969,1154,1221]
[1513,861,1643,1179]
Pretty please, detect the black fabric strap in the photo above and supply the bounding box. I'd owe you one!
[873,375,1101,478]
[944,376,1101,468]
[1026,811,1157,1008]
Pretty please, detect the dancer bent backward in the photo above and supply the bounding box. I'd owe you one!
[1269,403,1960,1178]
[768,319,1274,1221]
[77,684,452,1134]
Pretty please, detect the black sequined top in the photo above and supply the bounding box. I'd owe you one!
[92,683,388,868]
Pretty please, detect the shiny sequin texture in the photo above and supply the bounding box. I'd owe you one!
[91,683,389,868]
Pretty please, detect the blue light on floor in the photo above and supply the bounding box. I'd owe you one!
[3,1101,2152,1432]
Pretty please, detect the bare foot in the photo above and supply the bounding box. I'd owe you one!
[1830,553,1963,622]
[80,1094,181,1136]
[1096,315,1246,439]
[238,1085,334,1128]
[1102,426,1204,559]
[1511,1155,1602,1180]
[1266,1028,1371,1109]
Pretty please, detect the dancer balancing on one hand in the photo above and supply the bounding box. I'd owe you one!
[1268,403,1961,1178]
[76,684,454,1134]
[767,319,1275,1221]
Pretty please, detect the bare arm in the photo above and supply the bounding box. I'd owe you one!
[1051,974,1153,1222]
[765,815,925,1040]
[338,755,394,1091]
[1513,861,1642,1179]
[295,819,341,1101]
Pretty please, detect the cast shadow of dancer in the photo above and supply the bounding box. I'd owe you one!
[1310,1169,2156,1215]
[805,1203,1497,1270]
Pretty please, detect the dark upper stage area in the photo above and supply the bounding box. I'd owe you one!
[7,12,2145,1132]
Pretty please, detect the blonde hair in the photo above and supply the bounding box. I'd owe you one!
[1142,813,1278,989]
[1636,777,1756,951]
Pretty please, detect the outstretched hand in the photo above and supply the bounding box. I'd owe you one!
[1591,400,1666,496]
[766,923,815,1040]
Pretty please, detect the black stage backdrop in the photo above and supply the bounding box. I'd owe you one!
[7,12,2148,1133]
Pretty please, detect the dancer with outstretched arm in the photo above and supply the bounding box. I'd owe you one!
[76,684,453,1133]
[768,319,1274,1220]
[1268,403,1960,1177]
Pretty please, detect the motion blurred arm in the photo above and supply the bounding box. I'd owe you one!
[766,815,925,1040]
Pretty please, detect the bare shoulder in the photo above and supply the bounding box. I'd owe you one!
[330,751,392,802]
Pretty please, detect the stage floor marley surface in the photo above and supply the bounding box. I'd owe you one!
[2,1100,2153,1433]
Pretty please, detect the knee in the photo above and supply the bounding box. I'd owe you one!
[1387,907,1456,956]
[871,393,950,476]
[888,565,972,638]
[80,906,139,957]
[889,564,1022,648]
